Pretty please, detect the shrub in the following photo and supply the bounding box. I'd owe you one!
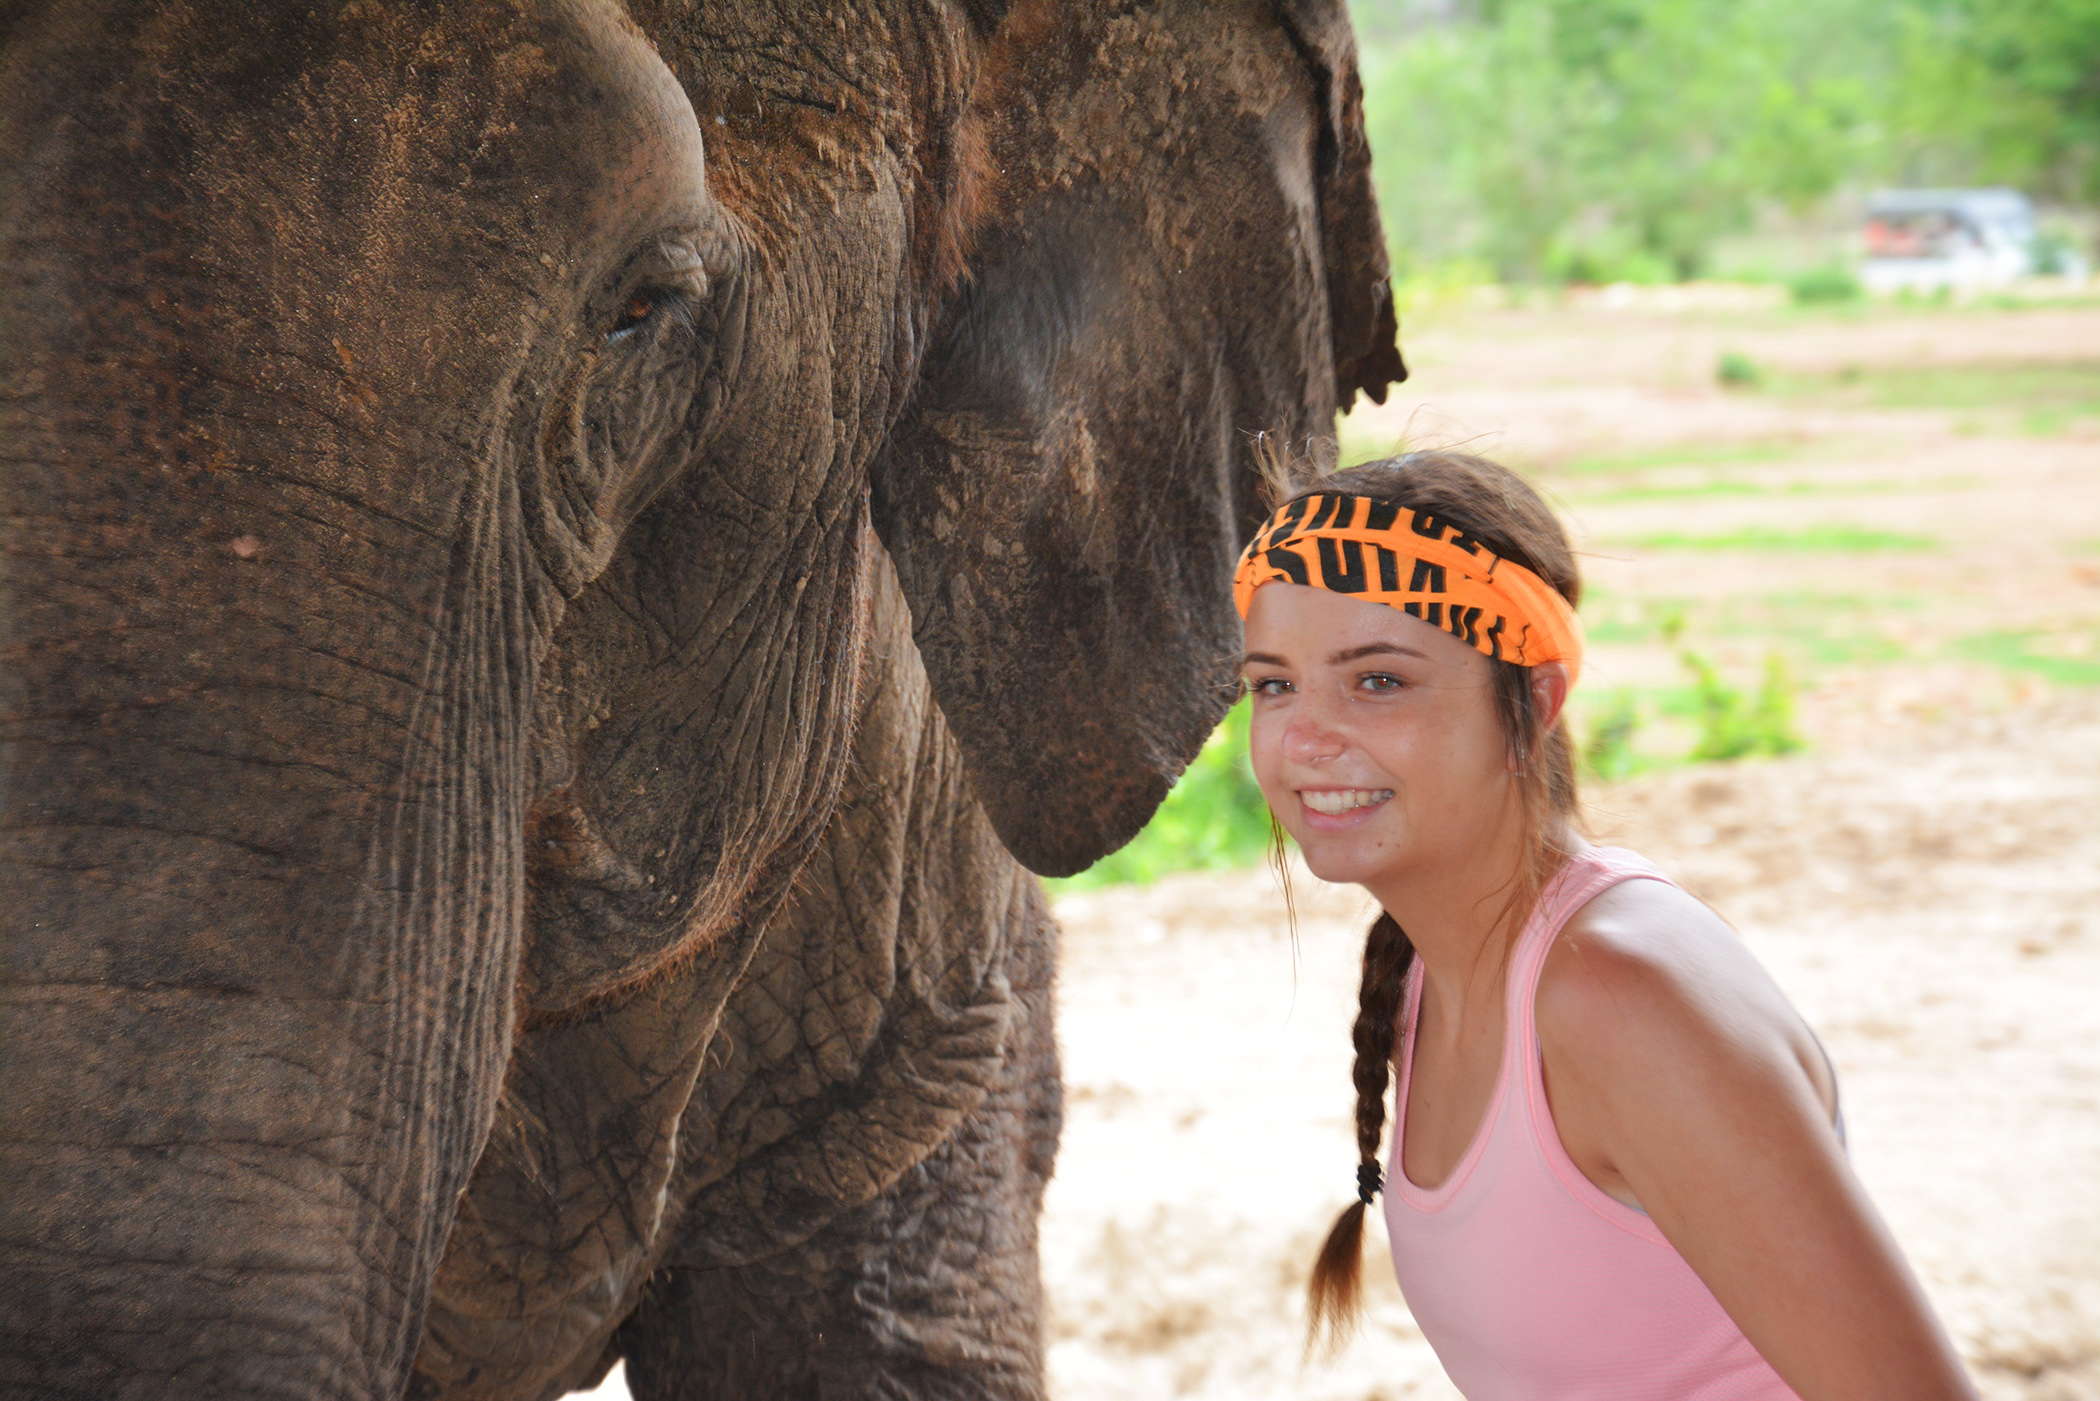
[1789,265,1863,305]
[1716,350,1762,388]
[1682,648,1807,761]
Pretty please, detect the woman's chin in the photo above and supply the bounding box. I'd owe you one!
[1294,836,1395,890]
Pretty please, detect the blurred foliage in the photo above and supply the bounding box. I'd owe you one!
[1655,612,1809,760]
[1883,0,2100,202]
[1352,0,2100,283]
[1681,652,1810,760]
[1050,699,1275,892]
[1581,688,1646,780]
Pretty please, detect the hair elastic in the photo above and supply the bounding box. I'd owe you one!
[1234,492,1583,682]
[1356,1161,1384,1206]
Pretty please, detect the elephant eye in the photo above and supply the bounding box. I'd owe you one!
[605,291,659,343]
[603,284,703,348]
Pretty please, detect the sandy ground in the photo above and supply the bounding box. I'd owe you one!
[579,296,2100,1399]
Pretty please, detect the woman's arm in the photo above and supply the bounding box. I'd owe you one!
[1536,880,1978,1401]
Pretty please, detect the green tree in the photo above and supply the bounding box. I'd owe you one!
[1888,0,2100,199]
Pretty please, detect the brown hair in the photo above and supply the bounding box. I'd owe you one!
[1278,450,1583,1354]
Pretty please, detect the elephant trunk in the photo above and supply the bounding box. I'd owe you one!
[0,454,535,1398]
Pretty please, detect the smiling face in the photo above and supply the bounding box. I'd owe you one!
[1243,581,1524,906]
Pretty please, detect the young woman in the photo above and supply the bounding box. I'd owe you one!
[1236,451,1976,1400]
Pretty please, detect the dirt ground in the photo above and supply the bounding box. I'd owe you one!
[580,295,2100,1399]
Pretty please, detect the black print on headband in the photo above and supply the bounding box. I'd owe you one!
[1400,599,1503,654]
[1305,494,1350,530]
[1316,538,1368,593]
[1263,495,1489,562]
[1409,508,1485,557]
[1263,547,1310,586]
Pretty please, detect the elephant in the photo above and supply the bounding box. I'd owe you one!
[0,2,1403,1399]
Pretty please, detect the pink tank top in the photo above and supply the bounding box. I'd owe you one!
[1382,846,1804,1401]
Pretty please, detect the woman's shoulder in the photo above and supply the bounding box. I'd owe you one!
[1533,854,1828,1099]
[1551,847,1738,978]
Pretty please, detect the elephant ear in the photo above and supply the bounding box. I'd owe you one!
[1272,0,1410,406]
[869,2,1404,878]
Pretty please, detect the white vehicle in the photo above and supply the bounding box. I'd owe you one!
[1860,188,2038,292]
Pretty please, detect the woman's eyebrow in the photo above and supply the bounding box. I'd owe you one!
[1241,651,1291,668]
[1330,642,1428,664]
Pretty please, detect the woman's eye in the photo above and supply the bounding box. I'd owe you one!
[1360,673,1403,693]
[1248,677,1291,696]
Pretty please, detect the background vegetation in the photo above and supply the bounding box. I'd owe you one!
[1353,0,2100,285]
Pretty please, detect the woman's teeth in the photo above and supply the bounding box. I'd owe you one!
[1301,788,1393,815]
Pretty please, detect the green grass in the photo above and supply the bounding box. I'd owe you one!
[1714,592,1920,665]
[1563,475,1975,506]
[1628,524,1939,553]
[1716,350,1762,388]
[1949,631,2100,687]
[1565,479,1772,505]
[1778,630,1909,666]
[1680,651,1807,760]
[1569,650,1807,782]
[1581,613,1666,645]
[1579,689,1646,781]
[1553,438,1811,478]
[1766,361,2100,425]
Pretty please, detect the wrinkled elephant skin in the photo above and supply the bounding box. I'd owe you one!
[0,2,1400,1398]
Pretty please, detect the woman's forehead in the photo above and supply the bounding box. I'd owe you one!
[1242,582,1470,661]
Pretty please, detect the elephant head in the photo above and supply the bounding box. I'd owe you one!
[3,5,748,1393]
[869,0,1403,875]
[0,1,1399,1396]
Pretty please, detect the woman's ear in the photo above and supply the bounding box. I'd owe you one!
[1530,662,1572,734]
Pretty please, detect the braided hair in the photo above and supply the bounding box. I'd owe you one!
[1305,910,1415,1350]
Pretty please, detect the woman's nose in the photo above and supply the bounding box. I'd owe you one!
[1282,708,1346,764]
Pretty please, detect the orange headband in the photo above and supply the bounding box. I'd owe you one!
[1233,492,1584,681]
